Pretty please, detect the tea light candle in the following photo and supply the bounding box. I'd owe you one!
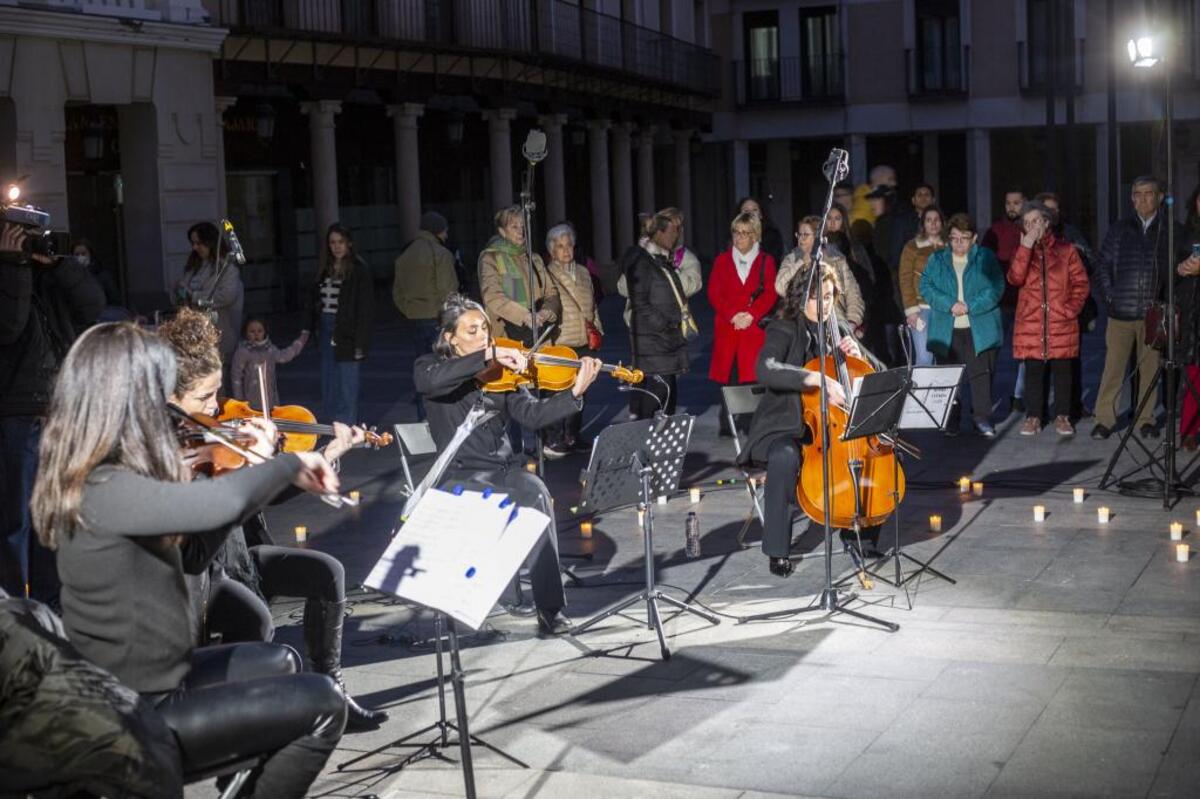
[349,490,361,502]
[657,494,668,506]
[580,520,594,539]
[689,487,702,504]
[959,476,971,494]
[1176,543,1190,563]
[294,525,308,543]
[1097,506,1111,524]
[1033,505,1046,523]
[1074,487,1086,503]
[637,509,645,529]
[526,461,537,473]
[972,481,984,497]
[1195,508,1200,527]
[929,514,942,532]
[1170,522,1184,541]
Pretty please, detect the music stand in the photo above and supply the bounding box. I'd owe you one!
[844,366,961,598]
[570,415,719,660]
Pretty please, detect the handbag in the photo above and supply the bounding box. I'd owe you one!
[659,261,699,340]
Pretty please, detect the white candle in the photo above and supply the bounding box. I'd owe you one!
[1074,488,1086,503]
[1177,543,1190,563]
[972,481,984,497]
[959,476,971,494]
[349,490,361,502]
[526,461,537,473]
[1170,522,1184,541]
[637,509,645,529]
[1033,505,1046,523]
[929,515,942,532]
[580,520,593,539]
[657,495,668,506]
[1097,506,1111,524]
[1195,508,1200,527]
[689,487,702,504]
[294,525,308,543]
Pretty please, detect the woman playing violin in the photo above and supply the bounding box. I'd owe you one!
[737,266,884,577]
[158,308,387,729]
[414,294,602,635]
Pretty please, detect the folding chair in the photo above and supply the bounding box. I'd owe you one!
[393,422,438,495]
[720,384,767,548]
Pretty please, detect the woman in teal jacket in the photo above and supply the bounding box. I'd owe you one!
[919,213,1006,437]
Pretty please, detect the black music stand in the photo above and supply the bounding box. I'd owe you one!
[844,366,960,601]
[570,415,719,660]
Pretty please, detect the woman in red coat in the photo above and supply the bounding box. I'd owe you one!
[709,211,778,435]
[1008,201,1090,436]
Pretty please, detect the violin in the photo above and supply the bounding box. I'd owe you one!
[478,336,643,392]
[218,398,392,452]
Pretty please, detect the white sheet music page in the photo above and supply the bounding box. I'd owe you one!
[365,488,549,630]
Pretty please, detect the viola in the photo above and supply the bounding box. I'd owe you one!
[478,336,643,393]
[218,398,392,452]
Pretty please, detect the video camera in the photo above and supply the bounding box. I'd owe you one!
[2,181,72,258]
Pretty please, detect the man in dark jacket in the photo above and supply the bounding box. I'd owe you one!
[1092,176,1188,439]
[0,222,104,601]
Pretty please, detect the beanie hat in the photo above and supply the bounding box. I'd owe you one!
[419,211,448,235]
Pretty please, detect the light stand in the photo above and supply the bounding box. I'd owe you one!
[520,129,548,477]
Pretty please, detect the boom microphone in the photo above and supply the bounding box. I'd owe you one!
[221,218,246,266]
[822,148,850,183]
[522,129,548,164]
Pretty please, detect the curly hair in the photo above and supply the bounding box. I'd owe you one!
[158,307,222,396]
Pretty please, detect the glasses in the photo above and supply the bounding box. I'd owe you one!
[732,229,754,238]
[949,235,973,244]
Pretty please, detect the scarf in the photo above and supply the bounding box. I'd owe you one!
[733,244,759,283]
[482,235,532,306]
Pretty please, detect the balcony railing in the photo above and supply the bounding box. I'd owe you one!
[216,0,720,96]
[905,45,969,97]
[732,55,845,106]
[1017,39,1084,94]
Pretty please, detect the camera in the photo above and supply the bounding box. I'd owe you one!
[2,183,71,258]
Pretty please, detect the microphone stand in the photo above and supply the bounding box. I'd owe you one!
[519,151,545,477]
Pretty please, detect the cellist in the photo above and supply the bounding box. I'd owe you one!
[737,266,885,577]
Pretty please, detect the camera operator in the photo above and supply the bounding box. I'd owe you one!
[1,221,105,602]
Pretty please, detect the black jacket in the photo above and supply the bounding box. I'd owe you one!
[0,253,105,416]
[413,350,581,474]
[312,256,375,361]
[1094,214,1187,321]
[622,245,690,376]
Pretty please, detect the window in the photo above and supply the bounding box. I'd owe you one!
[744,10,780,101]
[799,6,841,98]
[1025,0,1075,90]
[915,0,962,92]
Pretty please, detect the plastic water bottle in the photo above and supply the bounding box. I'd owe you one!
[685,512,701,558]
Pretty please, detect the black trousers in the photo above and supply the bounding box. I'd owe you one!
[631,373,678,419]
[946,327,997,424]
[442,467,566,613]
[762,437,805,558]
[148,642,346,798]
[207,546,345,644]
[545,346,595,445]
[1024,358,1073,421]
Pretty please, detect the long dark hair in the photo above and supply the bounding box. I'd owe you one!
[319,223,359,282]
[779,264,841,321]
[31,323,188,548]
[433,293,488,358]
[185,222,220,274]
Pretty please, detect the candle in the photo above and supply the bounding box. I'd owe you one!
[690,487,702,504]
[349,490,361,502]
[294,525,308,543]
[1074,488,1086,503]
[580,520,594,539]
[1195,508,1200,527]
[526,461,537,473]
[1170,522,1184,541]
[972,481,984,497]
[657,495,668,506]
[637,509,645,529]
[1033,505,1046,523]
[1097,506,1111,524]
[959,476,971,494]
[1176,543,1190,563]
[929,514,942,532]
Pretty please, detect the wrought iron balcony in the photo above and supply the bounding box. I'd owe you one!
[731,54,845,106]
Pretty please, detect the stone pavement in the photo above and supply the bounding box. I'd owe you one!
[190,298,1200,798]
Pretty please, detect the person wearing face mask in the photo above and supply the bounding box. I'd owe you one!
[776,216,865,336]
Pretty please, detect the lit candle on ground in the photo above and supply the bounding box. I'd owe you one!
[637,509,645,529]
[1195,508,1200,527]
[657,495,668,506]
[349,490,361,502]
[1074,488,1086,503]
[1170,522,1184,541]
[929,515,942,532]
[526,461,537,473]
[1033,505,1046,523]
[972,481,984,497]
[959,477,971,494]
[690,487,702,504]
[294,525,308,543]
[1177,543,1190,563]
[580,520,594,539]
[1098,507,1111,524]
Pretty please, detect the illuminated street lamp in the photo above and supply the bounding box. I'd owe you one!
[1127,36,1160,68]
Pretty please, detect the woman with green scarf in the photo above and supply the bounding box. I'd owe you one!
[478,205,562,345]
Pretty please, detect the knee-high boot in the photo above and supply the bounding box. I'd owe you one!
[303,598,388,730]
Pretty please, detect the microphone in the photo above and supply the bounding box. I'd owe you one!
[221,219,246,266]
[522,129,548,164]
[822,148,850,182]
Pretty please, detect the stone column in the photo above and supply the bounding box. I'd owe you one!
[387,103,424,241]
[483,108,517,211]
[301,100,343,241]
[672,128,694,225]
[732,139,750,202]
[587,119,613,266]
[966,128,992,230]
[611,122,635,254]
[539,113,568,225]
[922,132,940,194]
[214,96,237,214]
[637,125,656,213]
[1095,123,1111,242]
[849,133,868,186]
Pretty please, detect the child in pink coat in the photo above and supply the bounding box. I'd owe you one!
[230,316,309,409]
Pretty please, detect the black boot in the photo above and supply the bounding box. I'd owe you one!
[303,598,388,731]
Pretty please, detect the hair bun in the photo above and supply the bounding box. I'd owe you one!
[158,307,221,356]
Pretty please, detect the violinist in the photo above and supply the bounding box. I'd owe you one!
[30,322,346,797]
[158,308,387,729]
[737,266,884,577]
[414,294,602,635]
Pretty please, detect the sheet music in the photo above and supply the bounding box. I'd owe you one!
[367,488,549,630]
[847,366,963,430]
